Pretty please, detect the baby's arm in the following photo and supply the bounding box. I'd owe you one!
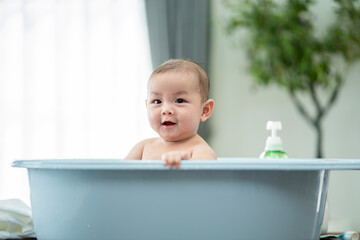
[124,140,145,160]
[162,144,216,168]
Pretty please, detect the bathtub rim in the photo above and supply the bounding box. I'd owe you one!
[11,158,360,171]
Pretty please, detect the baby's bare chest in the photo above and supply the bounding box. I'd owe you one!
[142,143,194,160]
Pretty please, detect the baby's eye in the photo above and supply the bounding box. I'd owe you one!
[153,99,162,104]
[175,98,185,103]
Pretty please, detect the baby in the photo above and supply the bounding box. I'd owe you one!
[124,59,216,168]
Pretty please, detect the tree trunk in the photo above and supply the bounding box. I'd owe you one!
[289,92,325,158]
[314,121,323,158]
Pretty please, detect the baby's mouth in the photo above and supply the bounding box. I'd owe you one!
[162,121,176,126]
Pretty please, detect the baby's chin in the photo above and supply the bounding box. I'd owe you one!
[159,134,181,142]
[159,133,197,143]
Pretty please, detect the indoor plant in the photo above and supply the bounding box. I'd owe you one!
[226,0,360,158]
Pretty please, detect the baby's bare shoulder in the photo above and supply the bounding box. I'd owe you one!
[124,137,159,160]
[142,137,161,147]
[191,137,216,160]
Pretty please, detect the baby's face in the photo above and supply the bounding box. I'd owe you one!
[147,71,204,142]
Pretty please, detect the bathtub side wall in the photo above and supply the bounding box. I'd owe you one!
[28,168,326,240]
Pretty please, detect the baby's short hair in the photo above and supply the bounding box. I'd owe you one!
[150,59,210,102]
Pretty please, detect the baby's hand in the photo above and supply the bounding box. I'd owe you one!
[161,151,190,169]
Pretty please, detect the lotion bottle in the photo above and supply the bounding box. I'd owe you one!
[259,121,288,159]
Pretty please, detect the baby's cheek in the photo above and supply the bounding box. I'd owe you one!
[184,116,200,132]
[147,111,159,126]
[148,107,157,117]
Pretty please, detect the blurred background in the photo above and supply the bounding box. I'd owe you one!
[0,0,155,202]
[0,0,359,233]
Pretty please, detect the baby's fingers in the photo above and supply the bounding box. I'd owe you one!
[162,152,182,169]
[169,154,181,169]
[161,154,168,166]
[173,156,181,169]
[161,153,172,167]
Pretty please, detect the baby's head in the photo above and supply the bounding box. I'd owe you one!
[146,59,214,142]
[149,59,210,103]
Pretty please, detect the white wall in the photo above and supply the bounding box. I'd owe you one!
[209,0,360,232]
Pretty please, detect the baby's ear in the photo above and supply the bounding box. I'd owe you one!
[200,99,214,122]
[145,99,148,108]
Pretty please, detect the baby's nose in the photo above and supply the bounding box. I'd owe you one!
[161,104,174,115]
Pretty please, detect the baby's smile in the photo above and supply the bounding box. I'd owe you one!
[162,120,176,127]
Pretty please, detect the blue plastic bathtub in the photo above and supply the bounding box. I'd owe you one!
[12,158,360,240]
